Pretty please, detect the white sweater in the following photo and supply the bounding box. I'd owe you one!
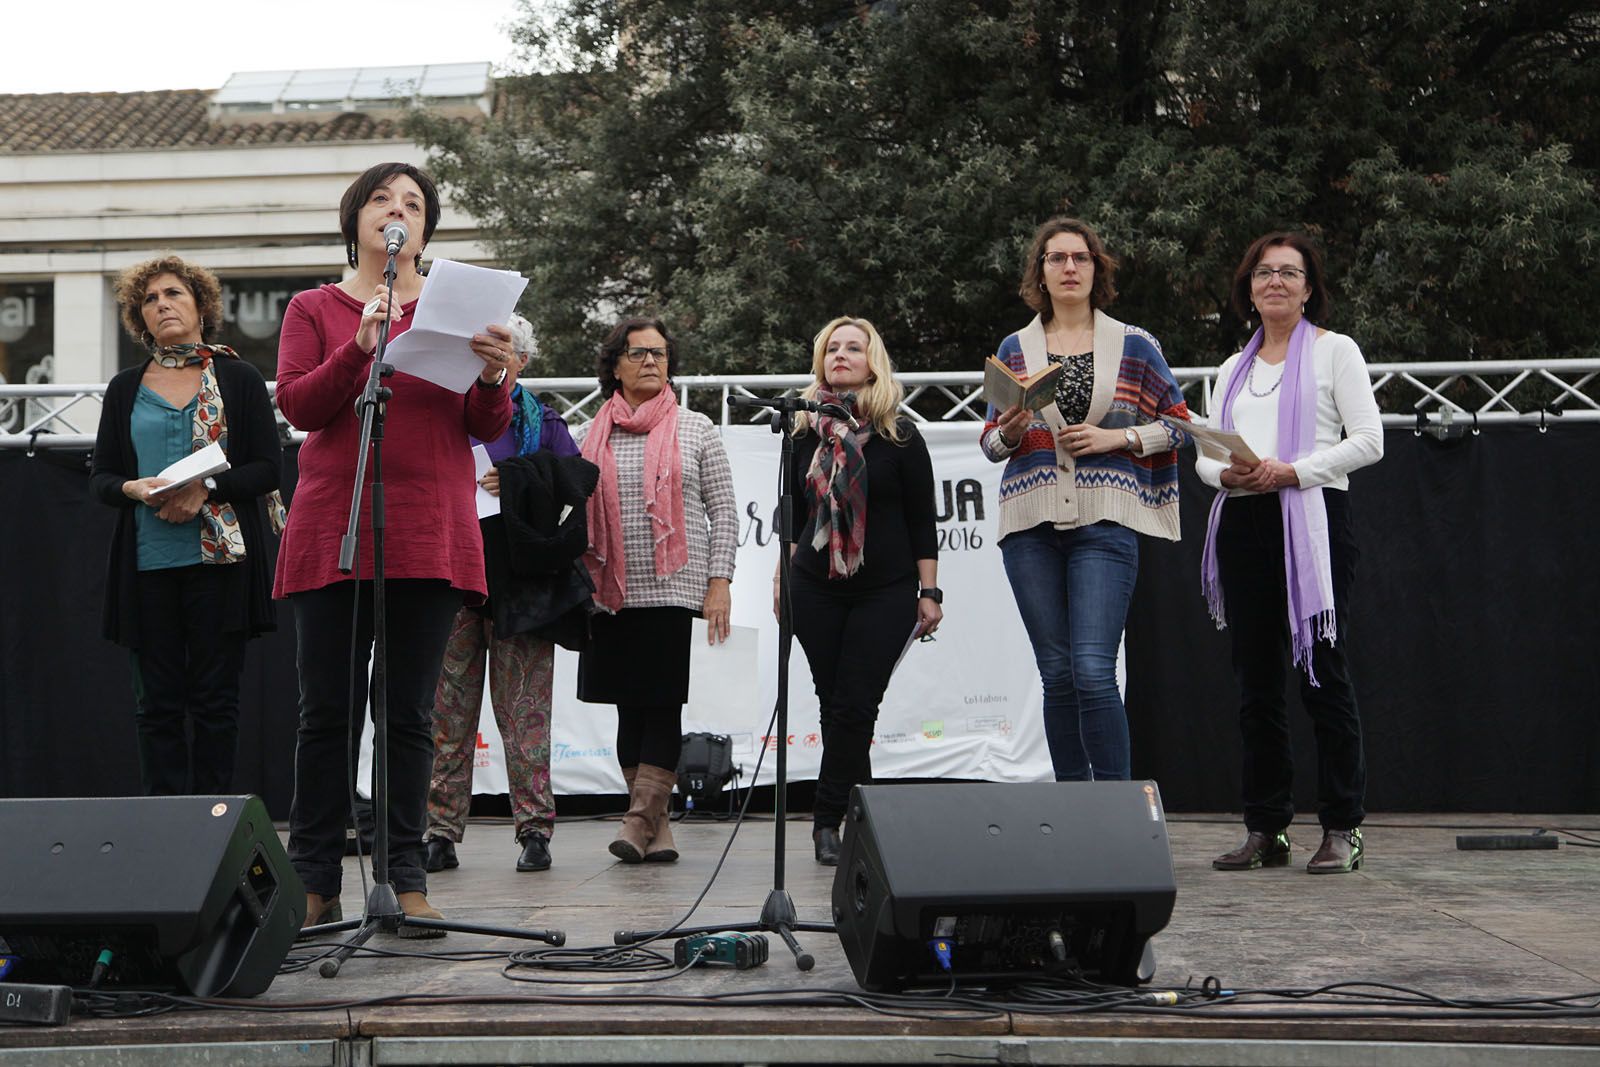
[1196,330,1384,495]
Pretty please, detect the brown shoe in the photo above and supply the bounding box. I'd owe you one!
[609,765,656,863]
[397,891,447,939]
[302,892,342,928]
[640,765,680,863]
[1213,830,1292,870]
[1306,828,1363,874]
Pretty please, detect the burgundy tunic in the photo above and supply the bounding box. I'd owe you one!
[272,283,512,599]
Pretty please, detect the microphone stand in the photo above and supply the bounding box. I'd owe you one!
[613,393,835,970]
[299,243,563,976]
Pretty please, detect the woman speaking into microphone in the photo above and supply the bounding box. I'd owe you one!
[274,162,517,930]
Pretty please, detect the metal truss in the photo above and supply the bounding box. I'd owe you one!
[3,359,1597,450]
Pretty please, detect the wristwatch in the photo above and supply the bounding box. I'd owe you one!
[918,587,943,604]
[203,476,218,494]
[1123,428,1139,452]
[476,367,508,389]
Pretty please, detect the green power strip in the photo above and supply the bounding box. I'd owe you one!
[674,931,770,970]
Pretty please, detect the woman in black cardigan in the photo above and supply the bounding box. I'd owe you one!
[780,316,942,866]
[89,256,281,795]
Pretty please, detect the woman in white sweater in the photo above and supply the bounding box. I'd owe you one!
[1197,232,1382,876]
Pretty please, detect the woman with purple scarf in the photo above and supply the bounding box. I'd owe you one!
[1199,233,1383,875]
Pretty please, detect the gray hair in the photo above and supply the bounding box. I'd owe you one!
[507,313,537,361]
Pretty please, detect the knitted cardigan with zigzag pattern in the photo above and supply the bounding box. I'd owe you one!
[980,312,1189,542]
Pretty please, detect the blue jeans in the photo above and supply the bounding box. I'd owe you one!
[1001,521,1139,781]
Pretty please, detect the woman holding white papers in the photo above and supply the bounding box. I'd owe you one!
[783,317,940,867]
[1199,232,1382,876]
[90,255,282,797]
[981,218,1188,784]
[575,317,737,864]
[275,162,517,930]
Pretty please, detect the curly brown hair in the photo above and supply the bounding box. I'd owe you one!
[114,255,224,347]
[1019,217,1119,320]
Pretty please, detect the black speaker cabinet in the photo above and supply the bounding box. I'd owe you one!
[831,780,1175,991]
[0,795,305,996]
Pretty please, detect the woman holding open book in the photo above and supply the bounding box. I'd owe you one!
[783,317,940,866]
[90,255,282,797]
[980,217,1188,782]
[1198,232,1382,875]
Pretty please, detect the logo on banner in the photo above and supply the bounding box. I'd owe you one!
[934,479,986,552]
[921,721,945,741]
[553,743,613,762]
[966,715,1012,736]
[878,730,913,745]
[803,732,820,747]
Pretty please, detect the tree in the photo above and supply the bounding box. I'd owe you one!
[411,0,1600,375]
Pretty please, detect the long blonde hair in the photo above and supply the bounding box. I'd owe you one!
[794,316,906,442]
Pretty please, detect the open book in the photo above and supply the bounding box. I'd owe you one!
[1157,414,1261,466]
[147,441,230,496]
[983,357,1063,413]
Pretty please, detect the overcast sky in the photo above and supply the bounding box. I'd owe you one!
[5,0,527,94]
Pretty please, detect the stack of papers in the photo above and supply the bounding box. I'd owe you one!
[148,441,230,495]
[385,259,530,393]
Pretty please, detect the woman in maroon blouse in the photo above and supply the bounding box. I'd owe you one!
[275,162,516,930]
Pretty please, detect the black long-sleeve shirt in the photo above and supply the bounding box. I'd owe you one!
[787,420,938,589]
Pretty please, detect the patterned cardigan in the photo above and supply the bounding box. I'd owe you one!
[981,311,1190,542]
[574,408,738,612]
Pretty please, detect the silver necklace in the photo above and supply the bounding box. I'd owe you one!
[1246,355,1284,397]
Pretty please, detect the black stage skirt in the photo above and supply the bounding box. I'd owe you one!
[577,606,694,706]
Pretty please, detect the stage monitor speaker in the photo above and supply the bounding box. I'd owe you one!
[0,795,305,996]
[831,780,1175,991]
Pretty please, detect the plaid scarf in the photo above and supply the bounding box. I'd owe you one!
[804,389,871,579]
[186,345,287,563]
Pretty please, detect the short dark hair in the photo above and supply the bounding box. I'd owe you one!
[1229,231,1332,322]
[114,255,224,347]
[339,162,441,272]
[596,317,678,398]
[1019,217,1119,319]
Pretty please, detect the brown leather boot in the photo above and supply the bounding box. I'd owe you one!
[397,891,447,939]
[640,764,679,863]
[1306,828,1364,874]
[609,765,655,863]
[1213,830,1292,870]
[302,892,342,928]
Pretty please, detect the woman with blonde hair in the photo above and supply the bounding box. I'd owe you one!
[780,316,941,866]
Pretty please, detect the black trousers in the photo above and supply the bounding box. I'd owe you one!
[790,571,918,831]
[287,579,461,897]
[616,705,683,770]
[129,565,247,796]
[1216,490,1366,834]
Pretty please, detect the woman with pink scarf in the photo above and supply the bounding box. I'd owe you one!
[575,317,737,864]
[1198,233,1383,875]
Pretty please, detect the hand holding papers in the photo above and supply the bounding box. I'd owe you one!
[1158,413,1261,466]
[983,357,1063,414]
[147,441,229,496]
[383,259,529,393]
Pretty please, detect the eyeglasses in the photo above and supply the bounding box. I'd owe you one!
[1041,251,1094,270]
[623,346,668,363]
[1250,266,1306,283]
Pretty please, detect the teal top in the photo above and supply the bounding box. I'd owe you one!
[131,385,203,571]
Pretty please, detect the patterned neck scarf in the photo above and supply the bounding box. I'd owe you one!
[510,383,545,458]
[152,342,211,369]
[180,345,288,563]
[804,388,872,579]
[1200,318,1336,683]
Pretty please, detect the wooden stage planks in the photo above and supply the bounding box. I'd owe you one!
[2,811,1598,1064]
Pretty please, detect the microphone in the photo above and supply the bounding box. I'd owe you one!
[726,392,858,428]
[383,222,408,256]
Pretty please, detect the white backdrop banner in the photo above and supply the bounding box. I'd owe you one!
[360,423,1125,797]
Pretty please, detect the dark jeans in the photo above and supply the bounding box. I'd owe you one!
[1216,490,1366,834]
[617,705,684,770]
[287,579,461,897]
[1000,521,1139,781]
[129,565,247,795]
[790,571,918,831]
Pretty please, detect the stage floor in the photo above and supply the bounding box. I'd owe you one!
[3,812,1598,1066]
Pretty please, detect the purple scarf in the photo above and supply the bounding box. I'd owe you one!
[1200,317,1336,684]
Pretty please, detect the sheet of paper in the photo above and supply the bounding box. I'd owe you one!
[892,618,928,675]
[472,444,500,518]
[687,621,760,721]
[148,441,230,496]
[384,258,529,393]
[1158,414,1261,466]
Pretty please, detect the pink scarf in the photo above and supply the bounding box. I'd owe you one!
[581,388,687,612]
